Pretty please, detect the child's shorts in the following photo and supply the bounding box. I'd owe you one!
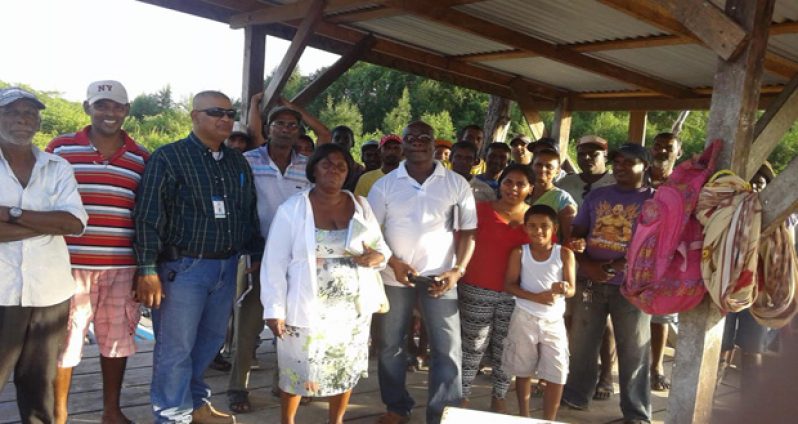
[502,307,569,385]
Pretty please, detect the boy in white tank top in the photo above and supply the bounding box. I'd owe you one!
[503,205,576,421]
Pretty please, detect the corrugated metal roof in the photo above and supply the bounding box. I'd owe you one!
[456,0,669,45]
[770,34,798,61]
[711,0,798,23]
[480,57,635,92]
[591,44,787,88]
[353,14,512,56]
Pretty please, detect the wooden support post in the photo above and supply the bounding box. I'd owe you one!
[628,110,648,145]
[745,74,798,180]
[513,83,547,140]
[761,155,798,234]
[241,24,266,122]
[667,1,775,424]
[551,97,572,159]
[291,34,375,107]
[483,95,512,149]
[260,0,325,114]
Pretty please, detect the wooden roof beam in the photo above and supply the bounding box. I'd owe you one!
[305,20,569,100]
[659,0,748,61]
[746,73,798,180]
[761,155,798,234]
[229,0,389,28]
[260,0,326,114]
[291,35,376,107]
[383,0,695,98]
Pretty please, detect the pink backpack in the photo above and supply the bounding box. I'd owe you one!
[621,140,722,314]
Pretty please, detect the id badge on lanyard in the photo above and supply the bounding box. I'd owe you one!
[212,195,227,219]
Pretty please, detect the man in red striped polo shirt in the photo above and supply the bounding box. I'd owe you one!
[46,80,149,424]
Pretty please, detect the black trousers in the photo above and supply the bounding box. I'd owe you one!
[0,299,70,424]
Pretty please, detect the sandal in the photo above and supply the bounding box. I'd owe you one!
[228,390,251,414]
[593,384,613,400]
[651,372,671,391]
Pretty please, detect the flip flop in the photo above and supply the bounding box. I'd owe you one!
[228,390,251,414]
[651,373,671,391]
[593,384,613,400]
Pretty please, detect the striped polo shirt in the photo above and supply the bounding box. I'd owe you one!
[46,126,149,269]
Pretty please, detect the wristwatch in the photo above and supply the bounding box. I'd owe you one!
[8,207,22,223]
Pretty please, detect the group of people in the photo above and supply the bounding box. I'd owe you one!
[0,82,781,424]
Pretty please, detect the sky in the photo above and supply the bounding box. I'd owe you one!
[1,0,341,103]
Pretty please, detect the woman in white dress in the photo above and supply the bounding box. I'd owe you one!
[261,143,391,424]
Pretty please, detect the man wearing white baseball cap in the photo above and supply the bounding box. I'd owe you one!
[46,80,149,424]
[0,87,88,423]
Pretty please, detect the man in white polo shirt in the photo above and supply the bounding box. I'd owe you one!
[368,120,477,424]
[0,87,88,423]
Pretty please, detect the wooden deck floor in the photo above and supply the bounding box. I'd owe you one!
[1,334,748,424]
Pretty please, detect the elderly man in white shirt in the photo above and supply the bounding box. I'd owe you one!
[0,88,87,423]
[368,121,477,424]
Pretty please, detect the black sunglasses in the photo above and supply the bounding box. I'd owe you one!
[198,107,236,119]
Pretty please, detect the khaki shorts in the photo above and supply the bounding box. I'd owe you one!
[58,268,140,367]
[501,307,569,384]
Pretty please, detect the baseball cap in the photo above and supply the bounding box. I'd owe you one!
[527,137,560,155]
[362,140,379,151]
[230,122,250,139]
[609,143,652,164]
[0,87,45,109]
[380,134,402,147]
[435,139,453,149]
[86,80,129,105]
[267,106,302,126]
[509,135,532,147]
[577,135,608,150]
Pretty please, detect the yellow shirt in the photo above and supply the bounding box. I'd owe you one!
[354,169,386,197]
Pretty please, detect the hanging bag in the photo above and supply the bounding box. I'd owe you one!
[622,140,722,314]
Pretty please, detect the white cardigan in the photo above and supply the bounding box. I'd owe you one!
[260,189,392,328]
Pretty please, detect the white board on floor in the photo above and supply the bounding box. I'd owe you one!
[441,407,565,423]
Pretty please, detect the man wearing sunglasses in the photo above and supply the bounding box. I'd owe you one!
[134,90,260,424]
[226,104,311,414]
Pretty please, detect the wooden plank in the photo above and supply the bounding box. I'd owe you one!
[384,0,695,98]
[291,35,375,107]
[761,155,798,234]
[228,0,386,28]
[746,74,798,180]
[628,110,648,145]
[660,0,748,61]
[669,1,776,424]
[241,24,267,121]
[551,97,573,158]
[260,0,326,114]
[705,0,775,176]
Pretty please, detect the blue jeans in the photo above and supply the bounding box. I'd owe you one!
[151,256,238,423]
[378,285,462,424]
[563,282,652,422]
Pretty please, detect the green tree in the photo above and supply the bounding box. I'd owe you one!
[383,87,412,135]
[421,110,455,140]
[319,95,363,137]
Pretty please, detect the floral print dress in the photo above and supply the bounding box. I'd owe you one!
[277,228,372,397]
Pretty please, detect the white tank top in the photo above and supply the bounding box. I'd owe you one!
[516,244,565,319]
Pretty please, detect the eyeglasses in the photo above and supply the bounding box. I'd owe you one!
[403,134,434,144]
[270,120,299,131]
[198,108,236,119]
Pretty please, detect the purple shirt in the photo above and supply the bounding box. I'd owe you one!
[573,184,654,285]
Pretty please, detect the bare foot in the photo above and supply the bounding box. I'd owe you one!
[101,409,134,424]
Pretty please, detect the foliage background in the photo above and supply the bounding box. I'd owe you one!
[3,63,796,170]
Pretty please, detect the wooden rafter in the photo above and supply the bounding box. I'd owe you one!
[291,35,376,107]
[382,0,695,98]
[260,0,326,113]
[228,0,385,28]
[659,0,748,60]
[761,155,798,234]
[628,111,648,144]
[746,73,798,180]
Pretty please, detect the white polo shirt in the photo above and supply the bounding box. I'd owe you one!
[368,161,477,287]
[243,145,311,239]
[0,146,88,307]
